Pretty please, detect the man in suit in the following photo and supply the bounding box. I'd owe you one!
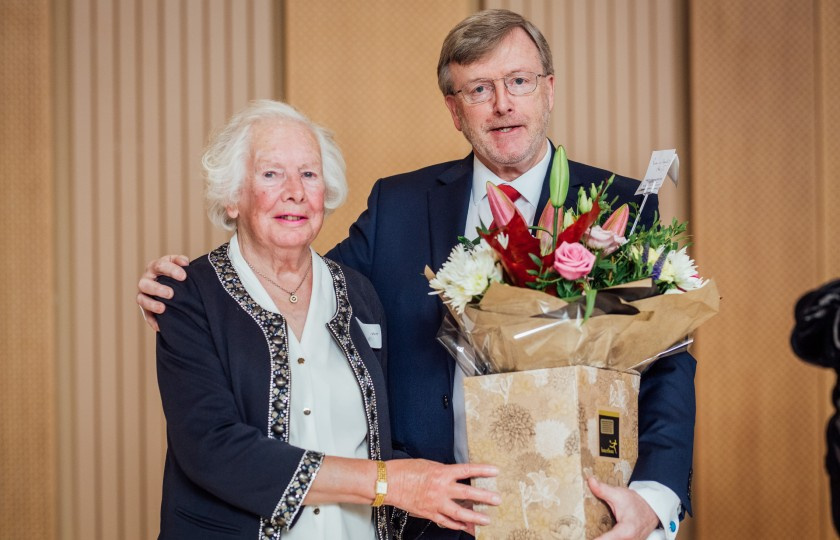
[138,9,695,539]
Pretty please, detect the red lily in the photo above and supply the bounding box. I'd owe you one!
[479,212,553,288]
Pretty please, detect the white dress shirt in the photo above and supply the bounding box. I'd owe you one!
[229,235,376,540]
[451,142,682,539]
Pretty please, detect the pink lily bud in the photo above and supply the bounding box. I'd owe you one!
[603,203,629,237]
[536,202,555,255]
[487,181,524,228]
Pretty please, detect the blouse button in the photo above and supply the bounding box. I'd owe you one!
[297,357,305,364]
[313,507,320,515]
[303,407,312,415]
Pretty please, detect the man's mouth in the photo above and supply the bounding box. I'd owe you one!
[490,125,521,133]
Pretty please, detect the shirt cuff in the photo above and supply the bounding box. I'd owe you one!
[629,480,682,539]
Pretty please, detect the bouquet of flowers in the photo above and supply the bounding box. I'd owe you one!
[427,145,719,375]
[425,146,718,539]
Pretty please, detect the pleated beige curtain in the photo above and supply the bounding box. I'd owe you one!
[51,1,277,538]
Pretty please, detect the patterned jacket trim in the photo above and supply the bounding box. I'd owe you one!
[322,258,388,536]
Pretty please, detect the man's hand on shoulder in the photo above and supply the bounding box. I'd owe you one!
[137,254,190,331]
[588,477,660,540]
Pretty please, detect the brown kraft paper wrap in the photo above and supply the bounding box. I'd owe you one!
[456,278,719,374]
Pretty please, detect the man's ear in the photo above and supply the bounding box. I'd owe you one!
[544,73,556,113]
[444,95,463,132]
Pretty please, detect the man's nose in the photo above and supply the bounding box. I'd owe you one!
[491,79,513,113]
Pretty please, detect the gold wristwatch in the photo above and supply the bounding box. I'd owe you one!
[372,460,388,507]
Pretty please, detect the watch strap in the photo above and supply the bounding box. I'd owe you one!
[372,460,388,507]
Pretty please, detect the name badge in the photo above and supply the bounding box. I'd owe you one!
[355,318,382,349]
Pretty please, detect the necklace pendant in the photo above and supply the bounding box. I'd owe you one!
[289,294,298,304]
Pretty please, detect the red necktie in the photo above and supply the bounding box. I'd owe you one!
[489,184,522,229]
[497,184,522,203]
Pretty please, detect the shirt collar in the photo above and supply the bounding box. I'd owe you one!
[471,139,551,209]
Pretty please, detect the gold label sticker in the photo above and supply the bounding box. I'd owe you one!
[598,410,620,458]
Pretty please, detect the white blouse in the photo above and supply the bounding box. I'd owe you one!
[229,235,375,540]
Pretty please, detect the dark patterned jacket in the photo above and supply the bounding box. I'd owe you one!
[156,244,398,539]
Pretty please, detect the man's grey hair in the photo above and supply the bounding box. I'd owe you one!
[437,9,554,96]
[203,99,347,231]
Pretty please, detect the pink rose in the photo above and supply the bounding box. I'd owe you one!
[584,225,626,255]
[553,241,596,280]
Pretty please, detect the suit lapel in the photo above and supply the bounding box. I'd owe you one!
[428,155,473,271]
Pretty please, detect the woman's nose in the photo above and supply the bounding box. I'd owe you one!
[282,175,305,201]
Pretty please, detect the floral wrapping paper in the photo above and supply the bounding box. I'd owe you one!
[464,366,639,540]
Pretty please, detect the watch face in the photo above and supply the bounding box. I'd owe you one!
[376,481,388,494]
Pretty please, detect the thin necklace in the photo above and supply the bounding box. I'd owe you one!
[245,252,312,304]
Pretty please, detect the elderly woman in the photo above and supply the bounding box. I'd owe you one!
[155,100,498,539]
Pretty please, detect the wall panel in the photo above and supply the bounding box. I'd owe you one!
[689,1,838,538]
[284,0,475,254]
[136,2,164,532]
[819,0,840,280]
[0,1,56,538]
[54,1,276,537]
[115,1,142,534]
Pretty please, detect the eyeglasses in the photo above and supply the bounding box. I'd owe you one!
[454,72,546,104]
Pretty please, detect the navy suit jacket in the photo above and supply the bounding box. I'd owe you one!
[328,149,695,538]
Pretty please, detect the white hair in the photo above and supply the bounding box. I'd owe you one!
[203,99,348,230]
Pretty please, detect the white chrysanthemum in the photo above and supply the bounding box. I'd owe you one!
[659,247,705,292]
[429,240,502,314]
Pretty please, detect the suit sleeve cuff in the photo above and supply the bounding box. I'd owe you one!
[629,480,682,539]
